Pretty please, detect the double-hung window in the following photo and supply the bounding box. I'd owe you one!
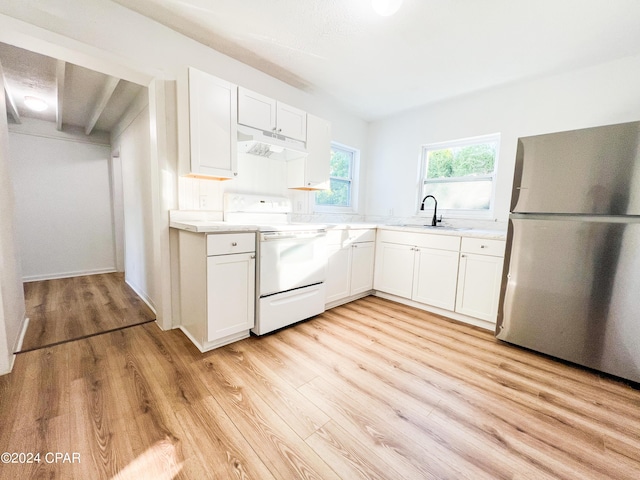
[419,134,500,217]
[315,143,357,211]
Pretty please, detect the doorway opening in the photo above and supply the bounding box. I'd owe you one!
[1,41,157,351]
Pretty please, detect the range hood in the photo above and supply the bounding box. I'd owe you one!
[237,125,307,161]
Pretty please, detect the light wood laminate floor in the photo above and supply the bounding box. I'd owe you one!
[1,296,638,479]
[19,273,155,352]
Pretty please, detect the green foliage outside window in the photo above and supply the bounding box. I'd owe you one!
[316,147,353,207]
[426,143,496,179]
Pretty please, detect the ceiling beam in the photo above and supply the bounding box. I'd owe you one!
[56,60,65,131]
[85,76,119,135]
[0,61,21,124]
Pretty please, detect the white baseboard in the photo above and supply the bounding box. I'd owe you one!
[179,326,249,353]
[124,279,157,316]
[373,292,496,332]
[13,316,30,354]
[325,290,374,310]
[23,268,117,283]
[1,315,30,376]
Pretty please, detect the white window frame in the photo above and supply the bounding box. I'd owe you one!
[418,133,500,219]
[314,142,359,213]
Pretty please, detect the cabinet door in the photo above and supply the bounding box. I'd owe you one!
[325,244,351,303]
[189,68,238,178]
[412,248,459,311]
[207,253,255,341]
[305,114,331,187]
[276,102,307,141]
[374,242,414,299]
[350,242,375,295]
[237,87,276,132]
[456,253,503,322]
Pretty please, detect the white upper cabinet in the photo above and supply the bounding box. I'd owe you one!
[287,114,331,189]
[237,87,307,141]
[183,67,238,179]
[237,87,276,132]
[276,102,307,141]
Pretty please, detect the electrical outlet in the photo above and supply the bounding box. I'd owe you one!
[297,201,303,212]
[199,195,207,209]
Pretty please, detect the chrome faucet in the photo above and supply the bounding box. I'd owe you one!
[420,195,442,227]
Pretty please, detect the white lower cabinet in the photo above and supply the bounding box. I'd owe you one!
[325,229,376,306]
[178,231,255,351]
[455,238,505,322]
[206,253,255,341]
[373,241,414,298]
[374,230,460,310]
[413,247,460,310]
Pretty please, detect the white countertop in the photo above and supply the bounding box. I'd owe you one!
[169,220,257,233]
[325,223,379,230]
[170,219,506,240]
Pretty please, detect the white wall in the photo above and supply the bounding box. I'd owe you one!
[8,120,116,281]
[365,54,640,227]
[0,61,25,374]
[112,100,156,311]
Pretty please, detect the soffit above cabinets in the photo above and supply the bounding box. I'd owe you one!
[0,42,145,135]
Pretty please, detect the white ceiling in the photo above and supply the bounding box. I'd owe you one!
[112,0,640,120]
[0,42,144,134]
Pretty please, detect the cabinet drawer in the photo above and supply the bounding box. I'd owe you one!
[348,229,376,244]
[327,228,376,246]
[207,233,255,256]
[461,237,505,256]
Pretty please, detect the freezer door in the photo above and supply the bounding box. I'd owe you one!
[497,216,640,383]
[511,121,640,215]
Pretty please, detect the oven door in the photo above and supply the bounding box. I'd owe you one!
[259,231,327,296]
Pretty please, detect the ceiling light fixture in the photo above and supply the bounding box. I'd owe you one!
[372,0,403,16]
[24,96,48,112]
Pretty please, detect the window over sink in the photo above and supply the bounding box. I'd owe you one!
[314,142,358,212]
[419,133,500,218]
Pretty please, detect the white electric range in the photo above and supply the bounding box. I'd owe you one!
[223,194,327,335]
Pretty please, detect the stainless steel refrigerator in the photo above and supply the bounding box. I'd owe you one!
[496,120,640,384]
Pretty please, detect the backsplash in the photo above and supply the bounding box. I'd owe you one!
[178,152,292,212]
[291,212,366,224]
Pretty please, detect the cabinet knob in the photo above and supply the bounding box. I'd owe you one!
[250,254,255,259]
[353,244,358,248]
[231,242,238,246]
[461,254,466,258]
[480,245,488,248]
[233,172,238,176]
[278,128,282,133]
